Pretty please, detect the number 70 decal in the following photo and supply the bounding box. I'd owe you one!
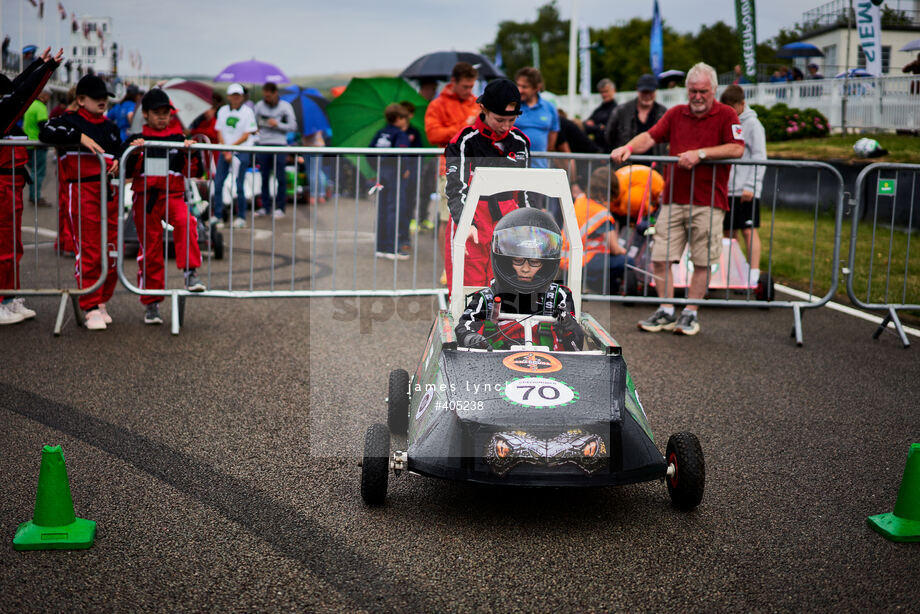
[502,377,578,408]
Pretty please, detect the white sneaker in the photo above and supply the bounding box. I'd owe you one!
[98,303,113,324]
[254,207,268,217]
[10,297,36,319]
[84,309,107,331]
[272,209,285,219]
[0,302,25,325]
[232,217,247,229]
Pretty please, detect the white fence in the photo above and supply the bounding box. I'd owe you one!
[571,75,920,132]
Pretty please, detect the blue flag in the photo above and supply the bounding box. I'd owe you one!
[650,0,663,76]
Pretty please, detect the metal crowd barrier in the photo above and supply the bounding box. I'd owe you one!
[116,142,447,334]
[113,144,848,344]
[0,139,108,334]
[847,163,920,348]
[540,153,846,345]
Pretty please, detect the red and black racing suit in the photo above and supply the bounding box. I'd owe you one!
[444,116,530,292]
[0,55,59,298]
[123,125,204,305]
[455,281,584,351]
[40,108,123,312]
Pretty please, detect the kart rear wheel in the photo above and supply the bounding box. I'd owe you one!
[361,423,390,505]
[665,432,705,510]
[387,369,410,436]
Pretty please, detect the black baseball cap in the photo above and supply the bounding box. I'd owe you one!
[76,75,115,99]
[477,78,522,116]
[636,74,658,92]
[141,88,173,111]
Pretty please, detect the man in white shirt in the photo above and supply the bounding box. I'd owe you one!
[213,83,257,228]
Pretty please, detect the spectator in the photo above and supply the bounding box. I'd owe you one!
[553,109,599,199]
[562,167,633,295]
[1,37,9,69]
[444,78,530,292]
[122,89,207,325]
[0,46,61,325]
[189,92,224,170]
[605,73,667,157]
[416,78,438,102]
[584,78,617,150]
[610,62,744,336]
[368,103,412,260]
[109,84,141,141]
[212,83,257,229]
[400,100,435,233]
[455,207,584,352]
[40,73,123,331]
[806,63,824,79]
[791,67,805,81]
[64,59,73,83]
[302,130,329,204]
[514,66,559,169]
[902,53,920,74]
[720,84,766,289]
[424,61,479,227]
[23,88,51,206]
[732,64,750,85]
[253,82,297,218]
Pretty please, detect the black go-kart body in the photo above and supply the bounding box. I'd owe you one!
[360,167,704,509]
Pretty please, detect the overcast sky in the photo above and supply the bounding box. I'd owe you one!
[1,0,830,78]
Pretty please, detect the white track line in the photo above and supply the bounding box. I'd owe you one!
[776,283,920,339]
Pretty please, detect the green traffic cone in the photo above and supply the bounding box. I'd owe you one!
[867,443,920,543]
[13,445,96,551]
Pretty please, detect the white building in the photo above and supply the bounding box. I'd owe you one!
[70,16,113,75]
[798,0,920,75]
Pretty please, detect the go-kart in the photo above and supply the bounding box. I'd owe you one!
[360,168,705,509]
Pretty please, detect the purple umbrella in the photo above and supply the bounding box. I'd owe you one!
[215,58,290,84]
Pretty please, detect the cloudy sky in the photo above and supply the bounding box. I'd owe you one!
[2,0,829,78]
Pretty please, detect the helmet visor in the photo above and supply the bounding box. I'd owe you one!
[492,226,562,260]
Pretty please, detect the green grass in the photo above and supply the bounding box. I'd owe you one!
[767,135,920,164]
[761,208,920,318]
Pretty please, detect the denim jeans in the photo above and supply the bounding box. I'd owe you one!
[375,172,409,253]
[213,152,253,220]
[585,252,634,294]
[256,150,287,212]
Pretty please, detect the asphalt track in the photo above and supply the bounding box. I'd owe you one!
[2,200,919,613]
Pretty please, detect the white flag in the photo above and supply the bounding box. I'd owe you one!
[856,0,883,76]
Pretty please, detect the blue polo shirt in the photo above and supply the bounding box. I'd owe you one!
[515,95,559,169]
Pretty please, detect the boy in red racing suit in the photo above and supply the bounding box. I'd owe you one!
[456,208,584,351]
[123,89,206,325]
[0,47,61,325]
[40,75,123,330]
[444,78,530,293]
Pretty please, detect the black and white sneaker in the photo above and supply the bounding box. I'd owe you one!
[638,309,678,333]
[185,269,206,292]
[673,311,700,336]
[144,303,163,325]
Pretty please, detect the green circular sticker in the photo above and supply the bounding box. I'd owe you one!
[501,376,579,409]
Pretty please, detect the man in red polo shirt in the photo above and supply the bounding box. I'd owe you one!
[610,62,743,335]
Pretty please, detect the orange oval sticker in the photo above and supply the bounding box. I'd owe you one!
[502,352,562,374]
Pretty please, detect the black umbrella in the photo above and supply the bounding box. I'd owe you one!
[400,51,505,81]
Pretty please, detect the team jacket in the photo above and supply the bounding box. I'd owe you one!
[455,281,584,351]
[0,56,60,137]
[40,108,122,182]
[445,116,530,225]
[123,124,203,197]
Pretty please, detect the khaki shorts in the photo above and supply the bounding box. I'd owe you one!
[651,204,725,266]
[438,175,449,222]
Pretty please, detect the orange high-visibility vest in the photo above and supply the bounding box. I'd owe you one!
[561,195,614,267]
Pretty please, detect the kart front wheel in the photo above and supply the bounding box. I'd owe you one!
[387,369,410,436]
[665,432,705,510]
[361,423,390,505]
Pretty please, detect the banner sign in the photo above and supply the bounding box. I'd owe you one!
[856,1,883,76]
[735,0,757,82]
[650,0,663,76]
[579,24,591,97]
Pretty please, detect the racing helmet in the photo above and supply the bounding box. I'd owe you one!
[491,207,562,294]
